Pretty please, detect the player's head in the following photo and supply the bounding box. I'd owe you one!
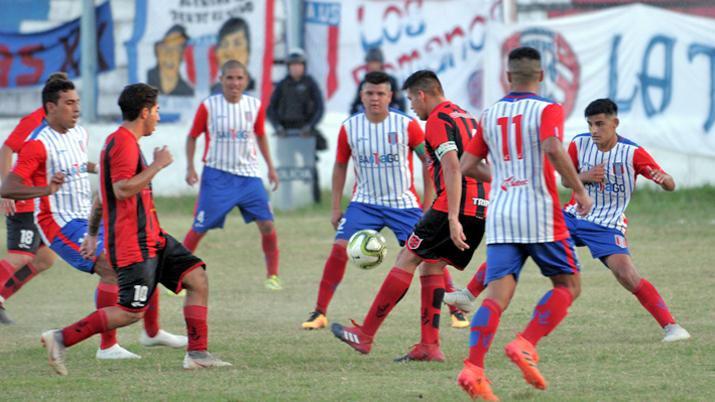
[584,98,619,146]
[220,60,248,100]
[360,71,392,117]
[286,48,306,80]
[118,83,160,136]
[365,47,384,73]
[402,70,444,120]
[506,47,543,88]
[42,79,79,131]
[216,17,250,68]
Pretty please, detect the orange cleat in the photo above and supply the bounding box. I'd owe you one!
[394,342,445,362]
[457,360,499,401]
[504,334,547,390]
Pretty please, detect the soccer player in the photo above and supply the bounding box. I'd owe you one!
[301,71,434,329]
[330,70,489,361]
[1,79,184,361]
[0,73,66,324]
[39,83,230,376]
[184,60,282,290]
[562,98,689,342]
[456,47,593,400]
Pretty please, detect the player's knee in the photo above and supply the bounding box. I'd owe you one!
[122,309,144,324]
[95,262,118,284]
[183,268,208,293]
[257,220,275,235]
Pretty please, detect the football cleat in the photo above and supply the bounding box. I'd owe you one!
[331,320,373,354]
[444,288,476,313]
[662,323,691,342]
[457,360,499,401]
[301,311,328,330]
[96,344,141,360]
[504,335,547,390]
[450,311,470,329]
[0,297,14,325]
[394,343,445,363]
[140,329,188,348]
[40,330,67,376]
[264,275,283,291]
[183,351,232,369]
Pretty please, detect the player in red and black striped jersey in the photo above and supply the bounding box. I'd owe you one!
[331,70,489,362]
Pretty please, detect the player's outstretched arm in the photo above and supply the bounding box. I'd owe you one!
[648,167,675,191]
[0,172,64,200]
[413,143,435,210]
[460,152,491,182]
[330,162,348,230]
[0,144,17,215]
[543,137,593,216]
[113,146,172,200]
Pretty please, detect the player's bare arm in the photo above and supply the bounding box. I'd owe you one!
[543,137,593,216]
[413,143,435,210]
[647,167,676,191]
[0,172,65,200]
[331,162,348,230]
[460,152,491,182]
[80,195,102,259]
[113,146,172,200]
[441,150,469,251]
[185,135,199,186]
[0,144,16,215]
[87,162,98,174]
[256,134,279,191]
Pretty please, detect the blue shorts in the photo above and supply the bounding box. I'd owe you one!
[335,202,422,246]
[49,219,104,274]
[564,213,629,262]
[192,166,273,233]
[485,238,580,284]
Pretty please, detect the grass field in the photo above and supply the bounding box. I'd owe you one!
[1,188,714,401]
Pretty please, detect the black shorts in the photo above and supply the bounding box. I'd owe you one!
[6,212,42,255]
[406,209,485,270]
[117,234,205,311]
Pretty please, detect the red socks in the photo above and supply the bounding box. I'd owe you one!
[143,291,160,337]
[0,263,39,300]
[315,244,348,314]
[0,260,14,287]
[95,282,118,349]
[442,268,459,314]
[184,305,208,351]
[62,309,109,347]
[361,268,413,337]
[633,279,675,327]
[467,298,502,367]
[521,287,573,346]
[467,262,487,297]
[261,230,280,277]
[183,229,204,253]
[420,274,445,344]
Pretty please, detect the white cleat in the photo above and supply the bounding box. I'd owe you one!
[183,351,232,370]
[41,329,67,376]
[662,323,691,342]
[96,344,141,360]
[140,329,188,348]
[443,288,476,313]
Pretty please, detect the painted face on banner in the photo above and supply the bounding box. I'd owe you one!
[217,30,249,68]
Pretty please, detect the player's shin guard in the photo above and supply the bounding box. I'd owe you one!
[467,298,502,367]
[61,309,109,347]
[96,283,119,349]
[521,287,573,346]
[420,274,445,344]
[633,279,675,327]
[182,229,204,253]
[143,291,160,337]
[467,262,488,298]
[0,263,38,300]
[315,244,348,314]
[184,305,208,351]
[361,267,413,337]
[261,230,279,277]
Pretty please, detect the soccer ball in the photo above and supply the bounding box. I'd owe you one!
[347,229,387,270]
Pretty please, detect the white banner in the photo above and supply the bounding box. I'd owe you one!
[482,4,715,157]
[126,0,275,121]
[305,0,502,115]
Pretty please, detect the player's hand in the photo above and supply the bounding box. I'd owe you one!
[587,164,606,183]
[152,146,173,169]
[186,167,199,186]
[331,210,343,230]
[268,168,279,191]
[80,234,98,259]
[47,172,65,195]
[300,126,312,137]
[647,167,667,185]
[574,189,594,217]
[448,217,469,251]
[1,198,16,216]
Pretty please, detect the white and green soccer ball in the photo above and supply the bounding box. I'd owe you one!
[347,229,387,270]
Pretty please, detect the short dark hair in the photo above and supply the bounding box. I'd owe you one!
[218,17,250,53]
[42,79,75,113]
[402,70,443,95]
[46,72,69,84]
[118,83,159,121]
[508,46,541,63]
[585,98,618,117]
[221,59,248,76]
[507,47,542,85]
[363,71,391,89]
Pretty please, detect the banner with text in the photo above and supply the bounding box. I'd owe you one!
[482,4,715,157]
[126,0,274,121]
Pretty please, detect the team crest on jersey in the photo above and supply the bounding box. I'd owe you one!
[612,162,625,177]
[387,132,399,144]
[614,234,628,248]
[245,111,253,122]
[500,28,580,118]
[406,233,423,250]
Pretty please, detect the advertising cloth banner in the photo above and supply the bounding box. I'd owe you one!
[126,0,275,121]
[304,0,502,115]
[0,1,114,88]
[482,4,715,157]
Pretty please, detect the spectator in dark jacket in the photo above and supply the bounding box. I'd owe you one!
[349,47,406,114]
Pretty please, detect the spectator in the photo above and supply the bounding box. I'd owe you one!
[349,47,406,114]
